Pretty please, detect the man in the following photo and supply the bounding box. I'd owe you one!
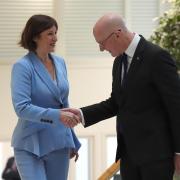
[63,13,180,180]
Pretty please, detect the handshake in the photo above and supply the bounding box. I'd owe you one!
[60,108,83,128]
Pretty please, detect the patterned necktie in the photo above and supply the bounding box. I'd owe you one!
[122,54,128,84]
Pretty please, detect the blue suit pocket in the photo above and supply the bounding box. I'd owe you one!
[22,122,46,138]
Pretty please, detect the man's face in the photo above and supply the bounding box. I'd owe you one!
[94,28,124,57]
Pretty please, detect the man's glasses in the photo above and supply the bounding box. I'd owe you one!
[98,29,121,51]
[99,32,115,47]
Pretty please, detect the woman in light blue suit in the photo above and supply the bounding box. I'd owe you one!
[11,14,81,180]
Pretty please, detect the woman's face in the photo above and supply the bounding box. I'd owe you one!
[35,25,57,53]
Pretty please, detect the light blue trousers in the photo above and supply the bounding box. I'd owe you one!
[14,148,70,180]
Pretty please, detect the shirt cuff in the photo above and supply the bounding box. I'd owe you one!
[79,109,85,126]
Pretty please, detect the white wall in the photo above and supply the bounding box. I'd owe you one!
[0,64,17,141]
[0,64,15,178]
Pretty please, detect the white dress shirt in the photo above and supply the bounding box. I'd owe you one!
[121,33,141,82]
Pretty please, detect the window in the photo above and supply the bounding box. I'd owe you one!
[106,136,120,180]
[130,0,159,38]
[63,0,125,58]
[0,0,53,63]
[0,141,13,178]
[107,136,117,167]
[75,137,91,180]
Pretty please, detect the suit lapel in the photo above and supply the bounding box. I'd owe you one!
[29,52,62,104]
[117,38,146,108]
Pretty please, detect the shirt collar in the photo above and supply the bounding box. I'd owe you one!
[125,33,141,58]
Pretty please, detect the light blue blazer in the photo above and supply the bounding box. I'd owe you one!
[11,51,81,157]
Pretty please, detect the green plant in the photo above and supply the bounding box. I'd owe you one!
[174,174,180,180]
[150,0,180,69]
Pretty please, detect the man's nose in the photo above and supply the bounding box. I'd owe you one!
[99,44,105,51]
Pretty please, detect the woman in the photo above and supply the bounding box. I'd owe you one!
[11,14,81,180]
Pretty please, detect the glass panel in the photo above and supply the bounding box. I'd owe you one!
[131,0,159,38]
[63,0,125,57]
[0,141,14,179]
[107,136,120,180]
[0,143,2,177]
[75,138,90,180]
[107,136,117,167]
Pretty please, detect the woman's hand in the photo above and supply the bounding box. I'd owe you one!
[70,149,79,162]
[60,110,80,128]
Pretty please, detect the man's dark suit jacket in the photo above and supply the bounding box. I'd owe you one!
[81,36,180,165]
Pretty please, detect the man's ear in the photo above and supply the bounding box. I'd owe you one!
[116,29,121,38]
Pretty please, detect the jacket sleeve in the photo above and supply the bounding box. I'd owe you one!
[81,95,118,127]
[11,61,60,126]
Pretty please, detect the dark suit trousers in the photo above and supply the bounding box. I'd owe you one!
[120,150,174,180]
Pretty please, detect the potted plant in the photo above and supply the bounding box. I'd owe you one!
[150,0,180,69]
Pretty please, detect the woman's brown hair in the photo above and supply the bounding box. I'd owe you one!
[19,14,58,51]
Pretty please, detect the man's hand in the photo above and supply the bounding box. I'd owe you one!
[60,110,81,128]
[62,108,82,118]
[174,154,180,175]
